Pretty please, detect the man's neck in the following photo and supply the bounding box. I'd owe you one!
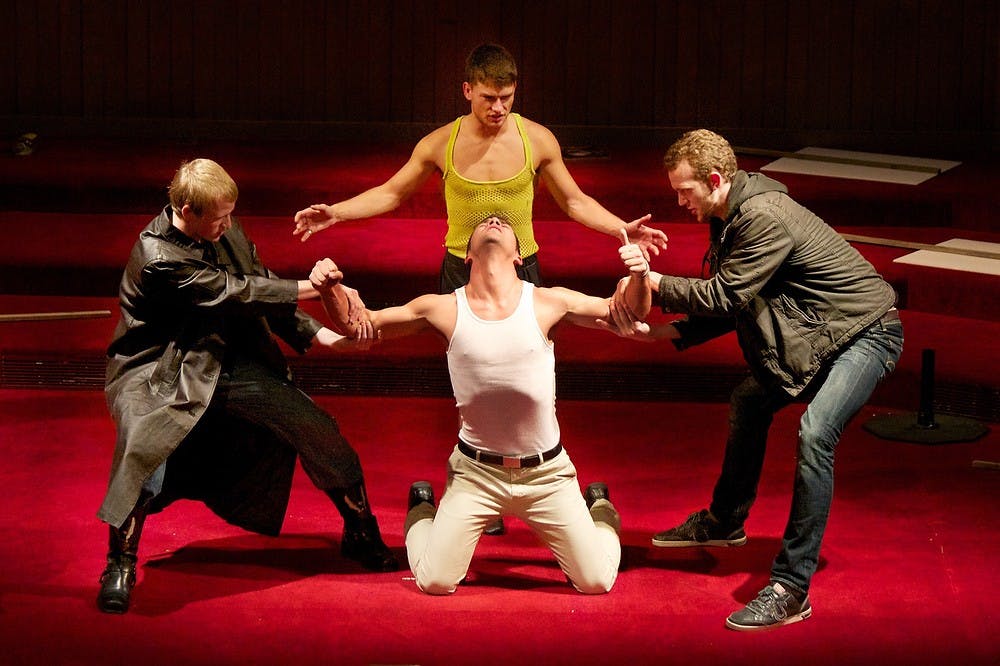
[170,209,199,242]
[712,181,732,220]
[466,256,521,303]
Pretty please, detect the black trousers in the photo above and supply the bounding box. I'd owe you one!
[203,357,363,490]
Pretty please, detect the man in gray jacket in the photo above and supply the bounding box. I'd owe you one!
[631,129,903,630]
[96,159,397,614]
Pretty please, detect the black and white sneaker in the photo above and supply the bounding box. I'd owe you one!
[725,583,812,631]
[651,509,747,547]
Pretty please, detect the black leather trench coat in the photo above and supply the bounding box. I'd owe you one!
[98,207,321,534]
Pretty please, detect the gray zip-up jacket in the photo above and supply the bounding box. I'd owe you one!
[658,171,897,397]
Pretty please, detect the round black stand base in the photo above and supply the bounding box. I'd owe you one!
[863,412,989,444]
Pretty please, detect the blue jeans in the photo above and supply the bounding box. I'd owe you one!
[710,316,903,594]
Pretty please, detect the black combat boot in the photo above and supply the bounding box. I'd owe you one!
[97,494,150,613]
[326,481,398,572]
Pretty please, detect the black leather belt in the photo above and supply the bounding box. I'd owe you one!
[458,440,563,469]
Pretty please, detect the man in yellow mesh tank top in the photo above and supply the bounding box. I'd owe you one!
[293,42,667,293]
[294,42,667,535]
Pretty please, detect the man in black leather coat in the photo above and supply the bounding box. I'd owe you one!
[96,158,397,614]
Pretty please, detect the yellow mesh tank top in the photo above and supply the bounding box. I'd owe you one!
[443,113,537,258]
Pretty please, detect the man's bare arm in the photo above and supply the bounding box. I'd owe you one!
[293,130,445,241]
[529,121,667,258]
[308,259,354,335]
[310,258,445,340]
[617,232,652,320]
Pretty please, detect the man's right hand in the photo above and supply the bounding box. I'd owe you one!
[342,285,372,336]
[310,258,343,290]
[294,204,339,242]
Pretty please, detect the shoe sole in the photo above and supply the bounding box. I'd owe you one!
[650,535,748,548]
[96,599,129,614]
[725,606,812,631]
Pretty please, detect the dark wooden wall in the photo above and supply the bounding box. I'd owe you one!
[2,0,997,155]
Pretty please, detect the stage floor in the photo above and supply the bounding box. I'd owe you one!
[2,389,996,665]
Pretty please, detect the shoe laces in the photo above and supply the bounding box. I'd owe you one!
[680,509,709,529]
[746,585,792,620]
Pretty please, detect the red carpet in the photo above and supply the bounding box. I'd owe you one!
[1,136,997,663]
[1,389,996,665]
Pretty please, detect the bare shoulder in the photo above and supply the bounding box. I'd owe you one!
[534,285,576,311]
[413,124,455,166]
[520,116,561,155]
[518,114,550,136]
[408,291,454,315]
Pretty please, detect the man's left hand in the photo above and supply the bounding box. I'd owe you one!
[624,214,668,260]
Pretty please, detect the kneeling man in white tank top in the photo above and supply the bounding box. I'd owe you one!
[310,214,652,594]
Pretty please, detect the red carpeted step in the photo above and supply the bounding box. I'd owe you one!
[2,295,996,421]
[6,210,997,320]
[1,137,992,231]
[0,211,699,301]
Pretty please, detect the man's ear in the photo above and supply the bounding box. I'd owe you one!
[513,254,523,267]
[462,82,473,101]
[709,172,723,190]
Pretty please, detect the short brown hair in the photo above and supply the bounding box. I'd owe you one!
[466,213,520,256]
[464,43,518,88]
[168,158,238,215]
[663,129,738,184]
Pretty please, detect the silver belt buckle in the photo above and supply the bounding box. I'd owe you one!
[502,455,522,469]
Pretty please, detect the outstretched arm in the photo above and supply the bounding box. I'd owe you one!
[308,259,354,335]
[311,326,384,352]
[309,258,446,340]
[615,230,652,322]
[530,121,668,259]
[601,230,654,335]
[540,230,653,333]
[293,131,443,241]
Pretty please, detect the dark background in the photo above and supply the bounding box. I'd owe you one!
[2,0,996,155]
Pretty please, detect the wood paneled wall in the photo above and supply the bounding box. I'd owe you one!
[2,0,996,154]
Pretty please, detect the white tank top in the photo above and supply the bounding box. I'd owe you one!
[447,282,560,455]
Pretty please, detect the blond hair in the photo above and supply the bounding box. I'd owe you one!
[168,158,238,215]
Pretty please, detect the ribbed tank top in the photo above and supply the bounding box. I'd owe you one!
[443,113,538,259]
[447,282,559,455]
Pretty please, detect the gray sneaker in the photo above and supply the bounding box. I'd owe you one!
[651,509,747,547]
[725,583,812,631]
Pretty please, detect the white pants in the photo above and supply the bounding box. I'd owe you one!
[405,446,621,595]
